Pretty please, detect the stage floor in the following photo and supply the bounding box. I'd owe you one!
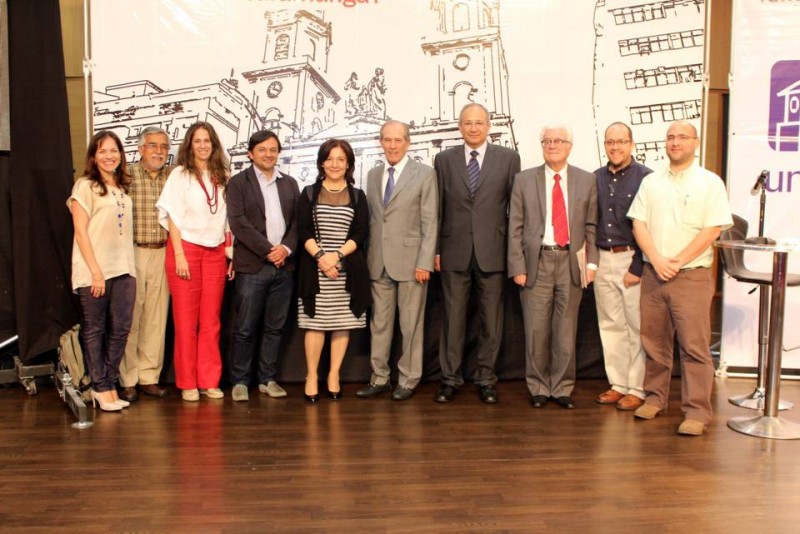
[1,377,799,532]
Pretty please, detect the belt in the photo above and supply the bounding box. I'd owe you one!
[599,245,635,253]
[136,242,167,249]
[541,244,569,251]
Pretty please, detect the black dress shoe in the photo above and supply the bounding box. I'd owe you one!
[434,385,457,403]
[530,395,548,408]
[479,385,498,404]
[304,393,319,403]
[119,387,139,402]
[554,396,576,409]
[356,383,391,398]
[140,384,167,398]
[391,386,414,401]
[327,390,342,401]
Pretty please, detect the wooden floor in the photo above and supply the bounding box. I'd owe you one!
[1,377,799,533]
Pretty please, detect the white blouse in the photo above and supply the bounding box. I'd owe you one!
[156,166,227,247]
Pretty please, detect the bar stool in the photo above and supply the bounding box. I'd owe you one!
[718,214,800,410]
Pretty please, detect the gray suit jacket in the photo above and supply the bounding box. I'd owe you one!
[434,143,521,272]
[367,157,438,281]
[507,164,598,287]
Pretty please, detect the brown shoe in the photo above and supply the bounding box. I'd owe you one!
[140,383,167,398]
[616,394,644,411]
[677,419,707,436]
[634,403,665,420]
[119,386,139,402]
[595,389,625,404]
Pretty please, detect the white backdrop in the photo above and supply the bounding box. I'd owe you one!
[722,0,800,372]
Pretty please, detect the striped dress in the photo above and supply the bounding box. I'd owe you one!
[297,200,366,331]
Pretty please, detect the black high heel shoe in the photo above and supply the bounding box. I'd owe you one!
[304,393,319,403]
[327,389,342,400]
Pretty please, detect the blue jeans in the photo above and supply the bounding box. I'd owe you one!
[230,264,293,385]
[77,274,136,392]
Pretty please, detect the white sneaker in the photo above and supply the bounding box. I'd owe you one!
[200,388,224,399]
[181,388,200,402]
[259,381,287,398]
[232,384,249,402]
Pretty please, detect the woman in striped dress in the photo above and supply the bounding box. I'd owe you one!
[297,139,370,402]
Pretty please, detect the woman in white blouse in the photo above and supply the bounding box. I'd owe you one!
[157,122,230,401]
[68,131,136,411]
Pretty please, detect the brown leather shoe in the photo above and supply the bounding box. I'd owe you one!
[140,383,167,398]
[595,389,625,404]
[616,394,644,411]
[120,386,139,402]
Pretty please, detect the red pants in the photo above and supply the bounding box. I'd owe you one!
[166,240,226,389]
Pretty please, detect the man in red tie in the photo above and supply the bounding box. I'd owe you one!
[508,124,598,409]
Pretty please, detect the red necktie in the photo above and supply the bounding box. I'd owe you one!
[552,174,569,247]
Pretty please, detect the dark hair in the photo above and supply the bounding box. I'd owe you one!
[83,130,131,195]
[316,139,355,185]
[248,130,282,152]
[176,121,230,187]
[605,121,633,141]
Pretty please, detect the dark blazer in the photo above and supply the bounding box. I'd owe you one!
[296,182,370,319]
[508,164,598,287]
[434,143,521,272]
[227,165,300,274]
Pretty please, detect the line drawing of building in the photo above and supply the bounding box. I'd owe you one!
[592,0,705,166]
[92,0,517,188]
[773,79,800,152]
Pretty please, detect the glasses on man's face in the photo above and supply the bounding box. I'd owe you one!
[541,138,570,147]
[666,134,696,143]
[604,139,631,147]
[144,143,170,151]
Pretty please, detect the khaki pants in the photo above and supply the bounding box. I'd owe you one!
[120,246,169,387]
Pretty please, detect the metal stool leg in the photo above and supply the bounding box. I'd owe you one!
[729,284,793,410]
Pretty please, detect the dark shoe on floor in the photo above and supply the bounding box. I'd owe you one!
[530,395,548,408]
[140,383,167,398]
[356,383,391,398]
[595,389,625,404]
[119,387,139,402]
[391,386,414,401]
[479,385,498,404]
[304,393,319,403]
[434,384,457,403]
[554,396,576,409]
[327,389,342,400]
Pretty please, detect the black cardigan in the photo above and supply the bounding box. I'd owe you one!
[296,182,370,319]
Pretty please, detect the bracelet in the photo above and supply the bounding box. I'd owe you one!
[335,250,344,260]
[313,250,325,260]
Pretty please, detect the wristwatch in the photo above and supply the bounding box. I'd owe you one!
[335,250,344,260]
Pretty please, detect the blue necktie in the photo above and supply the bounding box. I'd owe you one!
[383,166,395,207]
[467,150,480,197]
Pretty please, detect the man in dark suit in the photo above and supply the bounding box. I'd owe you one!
[433,103,520,404]
[227,130,300,402]
[508,123,598,409]
[356,120,438,401]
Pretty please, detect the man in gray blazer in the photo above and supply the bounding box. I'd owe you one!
[356,120,438,401]
[508,124,598,409]
[433,103,520,404]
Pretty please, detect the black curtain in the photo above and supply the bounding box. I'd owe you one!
[6,0,78,360]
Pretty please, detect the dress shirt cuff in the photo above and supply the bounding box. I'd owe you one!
[282,244,292,256]
[587,263,597,271]
[628,251,644,277]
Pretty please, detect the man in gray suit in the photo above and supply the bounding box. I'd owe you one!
[433,103,520,404]
[356,120,438,401]
[508,123,598,409]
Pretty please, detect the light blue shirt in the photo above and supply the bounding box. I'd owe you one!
[254,165,289,254]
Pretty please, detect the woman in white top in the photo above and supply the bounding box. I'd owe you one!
[68,130,136,411]
[157,121,230,401]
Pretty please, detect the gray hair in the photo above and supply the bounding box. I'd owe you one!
[458,103,490,124]
[539,123,573,143]
[380,120,411,142]
[138,126,169,148]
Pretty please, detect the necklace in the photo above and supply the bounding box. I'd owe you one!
[322,181,346,193]
[110,187,125,236]
[197,175,219,214]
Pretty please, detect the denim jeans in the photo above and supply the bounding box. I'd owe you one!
[230,263,293,385]
[78,274,136,392]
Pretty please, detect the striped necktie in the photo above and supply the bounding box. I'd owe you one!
[467,150,480,197]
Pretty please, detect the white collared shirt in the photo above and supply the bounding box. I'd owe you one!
[464,142,488,168]
[381,155,410,198]
[542,165,570,246]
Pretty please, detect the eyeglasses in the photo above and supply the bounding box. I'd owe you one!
[144,143,170,151]
[541,138,571,147]
[461,121,487,128]
[665,134,696,142]
[604,139,631,147]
